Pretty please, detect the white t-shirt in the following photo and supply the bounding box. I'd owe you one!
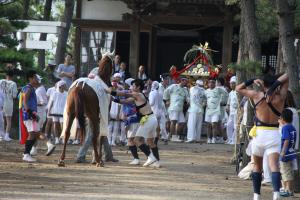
[0,79,17,105]
[163,84,189,112]
[205,87,222,116]
[110,101,120,119]
[188,86,206,113]
[149,89,165,116]
[0,90,4,109]
[48,91,67,116]
[227,90,238,116]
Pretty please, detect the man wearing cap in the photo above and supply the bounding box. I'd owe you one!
[21,70,56,162]
[163,76,189,142]
[0,70,18,141]
[226,76,238,145]
[204,79,224,144]
[186,80,206,143]
[30,74,49,156]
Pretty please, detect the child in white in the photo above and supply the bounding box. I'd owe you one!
[0,89,5,141]
[149,81,168,141]
[48,81,67,144]
[0,71,18,141]
[187,80,206,142]
[226,76,238,145]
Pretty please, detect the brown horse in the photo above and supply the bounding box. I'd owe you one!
[58,54,113,167]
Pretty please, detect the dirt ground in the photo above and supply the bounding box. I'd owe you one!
[0,140,296,200]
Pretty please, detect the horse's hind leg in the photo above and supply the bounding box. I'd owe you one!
[91,119,103,167]
[58,113,75,167]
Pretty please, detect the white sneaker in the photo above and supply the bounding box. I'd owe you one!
[273,192,280,200]
[72,139,80,145]
[211,137,216,144]
[207,138,212,144]
[150,160,161,168]
[129,159,140,165]
[217,137,224,144]
[23,154,36,162]
[185,139,194,143]
[253,193,261,200]
[30,147,38,156]
[4,133,12,142]
[46,141,56,156]
[170,135,183,142]
[143,153,157,167]
[55,137,60,145]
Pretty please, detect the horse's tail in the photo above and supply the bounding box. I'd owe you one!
[74,87,86,143]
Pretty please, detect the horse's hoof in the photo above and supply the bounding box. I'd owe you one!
[58,160,65,167]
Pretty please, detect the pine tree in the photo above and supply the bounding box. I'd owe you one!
[0,0,34,72]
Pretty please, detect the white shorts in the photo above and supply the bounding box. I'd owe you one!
[53,116,63,123]
[127,123,139,138]
[24,120,40,132]
[251,128,281,157]
[3,101,13,117]
[205,113,220,123]
[135,114,158,139]
[168,110,185,123]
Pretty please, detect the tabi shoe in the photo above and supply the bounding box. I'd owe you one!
[30,146,38,156]
[129,159,140,165]
[211,137,216,144]
[4,133,12,142]
[143,153,157,167]
[253,193,260,200]
[207,138,212,144]
[273,191,281,200]
[170,135,183,142]
[72,139,80,145]
[23,154,36,162]
[45,141,56,156]
[150,160,161,168]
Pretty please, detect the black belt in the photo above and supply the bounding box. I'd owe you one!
[140,112,153,117]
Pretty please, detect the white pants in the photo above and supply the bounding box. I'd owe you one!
[156,114,168,140]
[108,120,120,145]
[37,107,47,129]
[187,112,203,141]
[120,122,127,142]
[226,114,237,143]
[0,111,4,135]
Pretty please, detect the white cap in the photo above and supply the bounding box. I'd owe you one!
[230,76,237,83]
[57,80,66,88]
[36,74,43,83]
[113,73,121,78]
[125,78,134,86]
[196,79,204,86]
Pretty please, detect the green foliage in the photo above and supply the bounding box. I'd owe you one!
[225,0,239,5]
[0,0,34,74]
[228,60,262,75]
[256,0,278,42]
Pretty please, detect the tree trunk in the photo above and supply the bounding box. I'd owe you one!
[38,0,53,69]
[55,0,75,65]
[276,39,285,73]
[241,0,261,61]
[276,0,300,108]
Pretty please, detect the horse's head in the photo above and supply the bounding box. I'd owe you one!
[98,49,114,85]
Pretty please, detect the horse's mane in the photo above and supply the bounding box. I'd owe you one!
[98,55,112,85]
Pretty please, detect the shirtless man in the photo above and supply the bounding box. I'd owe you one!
[108,79,160,167]
[236,73,288,200]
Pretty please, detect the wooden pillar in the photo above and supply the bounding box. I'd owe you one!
[74,26,81,78]
[129,13,140,79]
[222,13,233,72]
[147,27,157,79]
[74,0,82,78]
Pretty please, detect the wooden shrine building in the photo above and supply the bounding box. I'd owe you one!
[73,0,237,79]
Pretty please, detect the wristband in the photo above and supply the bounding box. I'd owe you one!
[244,78,255,87]
[110,90,117,96]
[266,80,282,96]
[113,98,120,103]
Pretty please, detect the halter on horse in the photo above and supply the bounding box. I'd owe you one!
[58,50,114,167]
